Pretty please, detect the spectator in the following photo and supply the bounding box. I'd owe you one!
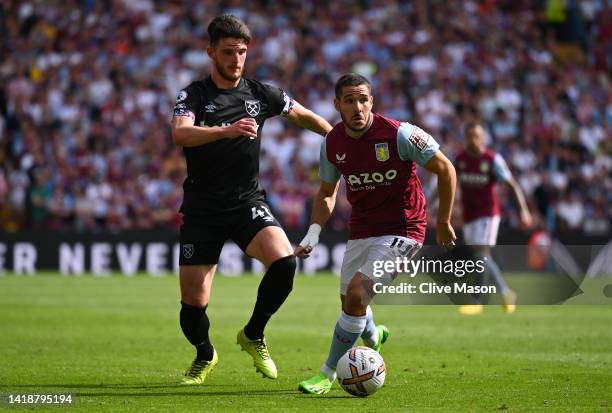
[557,192,585,230]
[0,0,609,237]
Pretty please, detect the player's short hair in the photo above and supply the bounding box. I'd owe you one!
[464,121,482,136]
[208,14,251,46]
[335,73,371,98]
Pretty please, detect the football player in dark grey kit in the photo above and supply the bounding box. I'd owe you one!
[171,14,332,384]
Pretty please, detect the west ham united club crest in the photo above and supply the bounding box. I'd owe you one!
[375,143,390,162]
[182,244,194,259]
[244,100,261,117]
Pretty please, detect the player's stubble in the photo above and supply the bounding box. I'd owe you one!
[215,60,243,82]
[341,112,373,134]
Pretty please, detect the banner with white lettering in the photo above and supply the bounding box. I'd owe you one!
[0,230,609,278]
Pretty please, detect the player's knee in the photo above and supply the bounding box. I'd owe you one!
[343,288,368,315]
[472,245,490,258]
[269,255,297,289]
[181,294,208,308]
[180,281,209,307]
[273,254,297,272]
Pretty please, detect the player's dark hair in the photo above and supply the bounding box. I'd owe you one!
[464,121,481,136]
[335,73,371,98]
[208,14,251,46]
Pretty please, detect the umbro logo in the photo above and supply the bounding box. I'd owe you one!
[205,103,217,113]
[336,153,346,163]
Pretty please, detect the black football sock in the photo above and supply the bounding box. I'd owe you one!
[244,255,297,340]
[180,301,214,361]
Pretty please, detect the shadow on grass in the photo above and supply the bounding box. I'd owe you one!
[79,390,297,397]
[0,383,298,397]
[307,395,356,399]
[1,383,218,389]
[1,384,362,398]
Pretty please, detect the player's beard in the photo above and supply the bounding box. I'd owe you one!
[467,142,485,155]
[216,61,243,82]
[342,112,373,134]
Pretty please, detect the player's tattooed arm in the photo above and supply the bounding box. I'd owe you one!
[285,100,333,137]
[171,116,258,146]
[295,180,339,258]
[423,151,458,247]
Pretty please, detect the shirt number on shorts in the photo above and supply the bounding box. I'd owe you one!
[390,237,412,256]
[251,205,274,222]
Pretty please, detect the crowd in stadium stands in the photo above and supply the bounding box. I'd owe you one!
[0,0,610,237]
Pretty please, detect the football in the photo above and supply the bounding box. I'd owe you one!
[336,346,386,397]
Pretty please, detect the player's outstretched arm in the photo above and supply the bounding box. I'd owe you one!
[171,116,258,147]
[285,100,333,137]
[423,151,457,247]
[493,154,533,228]
[506,176,533,228]
[294,181,339,258]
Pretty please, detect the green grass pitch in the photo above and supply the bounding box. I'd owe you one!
[1,274,611,412]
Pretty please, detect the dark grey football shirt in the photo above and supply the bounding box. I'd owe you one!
[172,76,293,215]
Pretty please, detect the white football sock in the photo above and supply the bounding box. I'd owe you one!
[320,363,337,382]
[363,329,379,348]
[361,306,379,348]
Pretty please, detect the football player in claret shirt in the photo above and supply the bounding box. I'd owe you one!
[294,73,457,395]
[170,15,332,384]
[455,122,532,315]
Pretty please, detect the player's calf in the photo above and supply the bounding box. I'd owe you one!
[244,255,296,339]
[299,311,368,395]
[179,301,215,361]
[342,273,374,316]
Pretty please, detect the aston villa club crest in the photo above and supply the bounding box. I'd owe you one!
[244,100,261,117]
[182,244,194,259]
[375,143,390,162]
[480,161,490,173]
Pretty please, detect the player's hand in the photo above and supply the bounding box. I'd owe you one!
[436,222,457,249]
[520,210,533,229]
[294,223,321,258]
[223,118,258,139]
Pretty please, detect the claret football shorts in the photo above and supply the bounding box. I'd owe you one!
[340,235,422,295]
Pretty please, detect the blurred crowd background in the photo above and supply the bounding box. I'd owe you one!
[0,0,610,237]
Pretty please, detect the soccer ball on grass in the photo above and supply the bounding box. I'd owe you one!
[336,346,386,397]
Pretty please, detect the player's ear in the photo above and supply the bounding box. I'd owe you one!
[334,98,341,112]
[206,46,214,59]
